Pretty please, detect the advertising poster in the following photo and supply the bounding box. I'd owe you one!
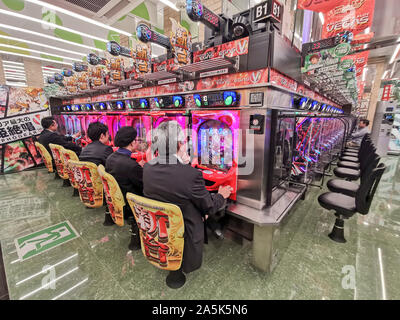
[3,140,36,174]
[322,0,375,39]
[7,87,49,116]
[0,85,49,175]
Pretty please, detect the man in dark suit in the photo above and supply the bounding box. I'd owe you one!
[79,122,113,166]
[106,126,145,249]
[143,121,231,287]
[38,116,82,156]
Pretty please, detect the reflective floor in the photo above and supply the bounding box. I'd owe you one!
[0,156,399,300]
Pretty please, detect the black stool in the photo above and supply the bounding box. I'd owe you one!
[319,163,386,243]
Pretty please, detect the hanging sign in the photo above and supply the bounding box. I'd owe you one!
[297,0,341,12]
[0,111,47,144]
[322,0,375,39]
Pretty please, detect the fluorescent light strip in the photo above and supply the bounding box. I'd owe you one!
[0,50,72,66]
[4,69,26,74]
[319,12,325,25]
[25,0,131,37]
[0,44,81,61]
[389,42,400,64]
[16,253,78,286]
[2,60,24,65]
[159,0,179,12]
[19,267,79,300]
[6,84,27,88]
[0,23,99,51]
[3,65,25,70]
[0,9,108,43]
[51,278,89,300]
[377,248,387,300]
[382,70,389,79]
[0,35,85,57]
[42,68,62,72]
[6,77,27,81]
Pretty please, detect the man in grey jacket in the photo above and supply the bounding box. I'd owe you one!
[348,119,370,147]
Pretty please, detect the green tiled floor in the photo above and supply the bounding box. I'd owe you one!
[0,156,399,300]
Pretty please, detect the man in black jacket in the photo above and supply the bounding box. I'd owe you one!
[105,126,144,198]
[38,116,82,156]
[106,126,145,250]
[79,122,113,166]
[143,121,231,286]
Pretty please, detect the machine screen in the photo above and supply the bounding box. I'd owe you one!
[197,119,233,172]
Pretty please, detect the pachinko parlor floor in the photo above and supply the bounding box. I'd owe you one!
[0,156,399,300]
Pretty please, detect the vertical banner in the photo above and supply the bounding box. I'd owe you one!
[322,0,375,39]
[0,86,8,118]
[297,0,341,12]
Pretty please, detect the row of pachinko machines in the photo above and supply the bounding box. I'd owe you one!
[53,86,353,273]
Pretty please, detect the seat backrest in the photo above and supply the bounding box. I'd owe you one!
[360,153,380,184]
[68,160,104,208]
[356,163,386,215]
[48,144,69,179]
[126,193,184,271]
[97,165,125,227]
[61,148,79,189]
[359,145,377,171]
[35,142,54,173]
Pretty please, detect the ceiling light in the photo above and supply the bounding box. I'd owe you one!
[362,67,367,82]
[0,44,81,61]
[2,60,24,65]
[389,41,400,64]
[319,13,325,25]
[25,0,131,37]
[5,77,26,81]
[0,24,99,51]
[0,9,108,43]
[0,35,85,57]
[0,49,72,66]
[6,83,27,87]
[42,67,62,72]
[4,68,26,73]
[3,65,25,70]
[382,70,389,79]
[159,0,179,12]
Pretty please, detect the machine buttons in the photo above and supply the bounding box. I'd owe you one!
[249,114,265,134]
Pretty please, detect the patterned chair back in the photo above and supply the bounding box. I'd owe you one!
[61,148,79,189]
[98,165,125,227]
[34,142,54,173]
[126,193,184,271]
[68,160,103,208]
[49,144,68,179]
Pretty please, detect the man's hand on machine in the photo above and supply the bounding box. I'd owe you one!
[218,185,233,199]
[138,160,146,167]
[72,131,81,139]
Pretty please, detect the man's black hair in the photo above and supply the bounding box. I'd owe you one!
[360,118,370,126]
[87,122,109,141]
[114,126,137,148]
[41,116,56,129]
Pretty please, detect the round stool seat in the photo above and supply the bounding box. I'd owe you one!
[337,161,360,169]
[327,179,359,197]
[318,192,356,218]
[334,167,360,180]
[339,156,359,162]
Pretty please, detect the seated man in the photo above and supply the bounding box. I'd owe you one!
[347,118,370,147]
[38,116,82,156]
[106,126,145,249]
[143,121,232,280]
[79,122,113,166]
